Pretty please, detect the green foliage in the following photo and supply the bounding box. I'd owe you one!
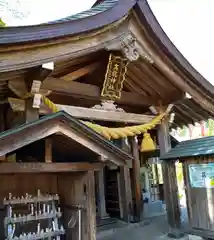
[179,126,188,137]
[0,18,6,27]
[208,119,214,136]
[176,162,183,186]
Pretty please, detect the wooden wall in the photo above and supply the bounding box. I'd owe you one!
[183,157,214,232]
[0,171,96,240]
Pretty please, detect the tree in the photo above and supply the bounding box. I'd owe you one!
[0,18,6,27]
[0,0,30,25]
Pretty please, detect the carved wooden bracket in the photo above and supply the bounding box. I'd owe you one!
[92,100,125,112]
[106,33,154,63]
[121,33,154,63]
[121,34,140,61]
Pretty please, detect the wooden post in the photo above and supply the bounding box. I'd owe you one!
[45,138,52,163]
[117,172,124,219]
[154,161,160,201]
[86,171,96,240]
[95,166,109,219]
[0,104,5,161]
[118,138,133,222]
[158,119,184,238]
[25,98,39,122]
[130,136,142,221]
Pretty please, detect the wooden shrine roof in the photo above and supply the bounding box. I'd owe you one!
[0,0,214,128]
[161,136,214,161]
[0,0,132,43]
[0,111,133,165]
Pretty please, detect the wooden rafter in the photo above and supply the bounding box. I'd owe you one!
[127,66,158,97]
[174,106,196,124]
[60,62,100,81]
[178,102,207,121]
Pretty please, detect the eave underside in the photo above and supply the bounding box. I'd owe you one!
[0,50,213,129]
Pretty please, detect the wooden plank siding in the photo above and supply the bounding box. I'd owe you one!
[183,156,214,231]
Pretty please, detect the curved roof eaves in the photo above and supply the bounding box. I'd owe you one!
[0,0,136,44]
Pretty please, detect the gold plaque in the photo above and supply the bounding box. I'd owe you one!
[101,54,128,100]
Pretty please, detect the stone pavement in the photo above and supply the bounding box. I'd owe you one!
[97,216,204,240]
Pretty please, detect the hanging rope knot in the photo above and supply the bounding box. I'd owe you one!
[39,96,172,152]
[143,132,151,139]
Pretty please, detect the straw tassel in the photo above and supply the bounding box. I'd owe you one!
[140,132,156,152]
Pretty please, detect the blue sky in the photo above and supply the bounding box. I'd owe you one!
[1,0,214,85]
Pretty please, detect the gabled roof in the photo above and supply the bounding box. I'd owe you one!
[0,111,132,165]
[161,136,214,161]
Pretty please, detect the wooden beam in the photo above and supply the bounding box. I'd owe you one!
[9,98,155,124]
[25,98,39,122]
[41,77,157,106]
[8,63,54,99]
[8,63,54,122]
[60,62,99,81]
[0,162,102,173]
[9,77,159,107]
[8,79,28,99]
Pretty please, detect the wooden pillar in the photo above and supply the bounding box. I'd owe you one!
[158,119,184,238]
[86,171,96,240]
[119,165,133,221]
[95,167,109,219]
[0,104,5,161]
[130,136,142,221]
[118,138,133,222]
[154,161,160,201]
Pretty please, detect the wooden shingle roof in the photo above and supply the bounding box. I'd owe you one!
[161,136,214,160]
